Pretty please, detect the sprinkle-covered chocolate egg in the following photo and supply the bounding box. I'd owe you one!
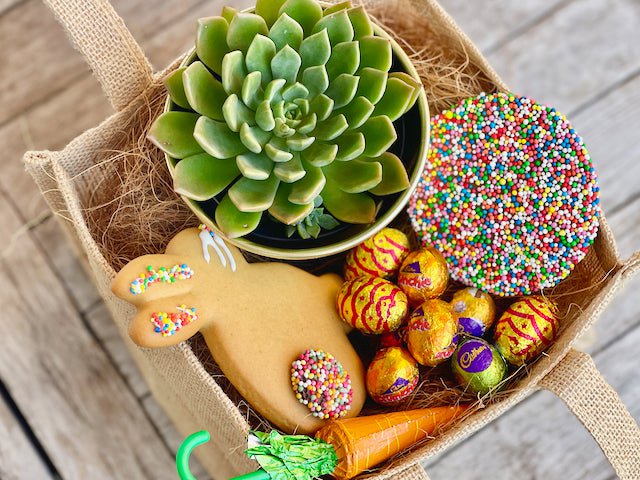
[337,277,409,334]
[451,337,507,395]
[397,247,449,306]
[405,299,458,366]
[344,228,411,281]
[366,347,419,406]
[494,296,559,365]
[451,287,496,337]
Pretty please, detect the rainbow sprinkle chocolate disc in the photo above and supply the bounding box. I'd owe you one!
[408,92,600,296]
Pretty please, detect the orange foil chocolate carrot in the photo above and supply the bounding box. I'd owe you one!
[315,405,469,479]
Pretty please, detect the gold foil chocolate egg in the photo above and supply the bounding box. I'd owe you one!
[451,287,496,337]
[406,299,458,366]
[344,228,411,281]
[397,247,449,306]
[337,277,409,334]
[494,296,559,365]
[451,337,507,395]
[366,347,419,405]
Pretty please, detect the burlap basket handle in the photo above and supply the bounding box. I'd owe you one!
[540,348,640,479]
[43,0,153,111]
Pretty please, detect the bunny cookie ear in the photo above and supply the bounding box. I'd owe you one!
[111,254,195,304]
[166,226,247,272]
[128,294,208,348]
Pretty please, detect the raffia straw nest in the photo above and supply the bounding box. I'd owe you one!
[72,0,611,475]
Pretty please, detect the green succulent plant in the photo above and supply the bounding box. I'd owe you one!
[149,0,422,239]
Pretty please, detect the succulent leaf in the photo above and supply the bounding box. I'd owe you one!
[374,77,416,121]
[227,13,269,53]
[289,164,326,204]
[359,36,392,71]
[164,67,190,109]
[360,116,397,157]
[325,41,360,80]
[149,112,203,158]
[367,152,411,195]
[321,182,376,224]
[325,74,359,109]
[222,51,248,95]
[196,17,229,75]
[245,34,276,84]
[279,0,323,35]
[271,45,302,84]
[334,132,365,161]
[313,114,348,141]
[324,159,382,193]
[174,153,239,200]
[299,29,332,70]
[323,1,352,16]
[269,13,304,50]
[215,194,262,238]
[256,0,287,26]
[222,94,255,132]
[236,152,274,180]
[156,0,422,238]
[183,62,227,120]
[347,7,374,39]
[269,183,315,224]
[194,116,246,159]
[336,96,374,129]
[302,142,338,167]
[274,153,306,182]
[312,10,354,45]
[221,6,237,23]
[229,176,280,212]
[356,67,387,104]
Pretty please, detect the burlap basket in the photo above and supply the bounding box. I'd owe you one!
[24,0,640,478]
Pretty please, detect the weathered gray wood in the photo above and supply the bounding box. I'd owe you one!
[424,320,640,480]
[142,395,211,480]
[85,302,150,398]
[438,0,568,52]
[571,74,640,213]
[487,0,640,114]
[31,215,102,312]
[0,393,54,480]
[0,191,176,479]
[0,0,22,15]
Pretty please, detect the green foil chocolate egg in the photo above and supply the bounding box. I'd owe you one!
[451,337,507,395]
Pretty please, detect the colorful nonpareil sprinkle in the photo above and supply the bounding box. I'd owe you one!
[129,264,194,295]
[291,349,353,420]
[150,305,198,337]
[408,92,600,296]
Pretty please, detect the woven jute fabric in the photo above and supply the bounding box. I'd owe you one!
[24,0,640,478]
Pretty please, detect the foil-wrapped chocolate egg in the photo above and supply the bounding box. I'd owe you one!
[405,299,457,366]
[344,228,411,281]
[451,337,507,395]
[379,327,406,349]
[337,277,408,334]
[451,287,496,337]
[397,247,449,306]
[494,296,559,365]
[366,347,419,405]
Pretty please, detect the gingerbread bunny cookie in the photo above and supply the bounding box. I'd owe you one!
[112,226,365,434]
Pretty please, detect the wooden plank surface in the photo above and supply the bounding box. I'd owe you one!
[0,191,176,479]
[0,391,54,480]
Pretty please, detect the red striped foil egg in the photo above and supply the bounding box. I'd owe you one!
[344,228,411,281]
[494,296,559,365]
[337,277,409,334]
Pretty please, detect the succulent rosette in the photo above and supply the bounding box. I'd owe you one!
[149,0,422,239]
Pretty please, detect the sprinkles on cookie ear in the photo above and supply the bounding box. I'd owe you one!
[129,264,194,295]
[150,305,197,337]
[408,92,600,296]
